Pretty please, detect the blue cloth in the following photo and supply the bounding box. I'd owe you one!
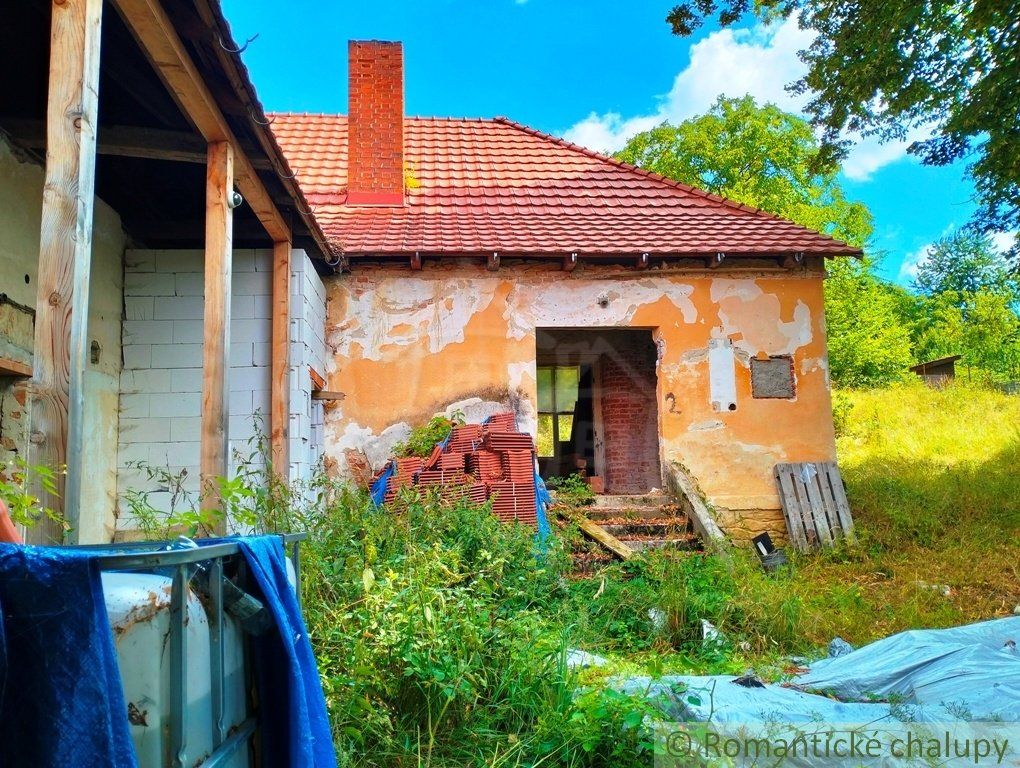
[0,543,138,768]
[534,471,552,541]
[236,536,337,768]
[370,461,395,507]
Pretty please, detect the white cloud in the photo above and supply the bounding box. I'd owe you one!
[990,231,1018,253]
[898,243,931,283]
[563,16,918,180]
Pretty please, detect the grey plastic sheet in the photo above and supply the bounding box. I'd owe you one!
[620,617,1020,766]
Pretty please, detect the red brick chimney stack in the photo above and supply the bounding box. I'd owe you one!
[347,40,405,206]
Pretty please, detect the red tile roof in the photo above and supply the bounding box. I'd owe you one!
[270,113,861,258]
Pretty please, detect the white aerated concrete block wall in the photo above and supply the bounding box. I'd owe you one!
[289,251,327,488]
[117,248,274,524]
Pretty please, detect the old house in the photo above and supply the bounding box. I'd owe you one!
[270,42,861,540]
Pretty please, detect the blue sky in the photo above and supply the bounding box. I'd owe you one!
[222,0,983,284]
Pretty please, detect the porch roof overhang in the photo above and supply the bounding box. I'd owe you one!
[0,0,333,265]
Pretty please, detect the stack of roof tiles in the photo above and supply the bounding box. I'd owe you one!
[375,412,538,527]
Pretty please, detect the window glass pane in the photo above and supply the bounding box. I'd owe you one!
[557,414,574,445]
[537,367,553,412]
[537,414,554,457]
[554,366,579,414]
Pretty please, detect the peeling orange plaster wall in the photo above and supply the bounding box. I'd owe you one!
[323,260,837,538]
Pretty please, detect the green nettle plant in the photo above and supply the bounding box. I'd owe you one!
[546,473,596,507]
[392,411,465,458]
[0,457,66,533]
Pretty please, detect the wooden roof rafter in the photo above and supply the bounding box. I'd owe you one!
[110,0,291,244]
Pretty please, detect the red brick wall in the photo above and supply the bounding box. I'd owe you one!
[601,337,661,494]
[347,41,404,205]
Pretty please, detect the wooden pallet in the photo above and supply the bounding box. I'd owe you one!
[774,462,854,551]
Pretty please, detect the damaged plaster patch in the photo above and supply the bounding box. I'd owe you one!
[438,397,508,425]
[710,279,813,356]
[332,420,413,473]
[331,278,498,361]
[504,280,697,340]
[689,419,724,432]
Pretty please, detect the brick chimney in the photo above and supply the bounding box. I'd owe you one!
[347,41,405,206]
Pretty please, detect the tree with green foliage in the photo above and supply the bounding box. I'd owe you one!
[824,259,914,387]
[665,0,1020,254]
[913,232,1019,304]
[616,97,913,386]
[909,232,1020,380]
[616,96,872,248]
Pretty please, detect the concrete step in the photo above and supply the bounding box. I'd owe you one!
[585,506,674,522]
[621,535,701,552]
[601,520,691,537]
[593,493,670,510]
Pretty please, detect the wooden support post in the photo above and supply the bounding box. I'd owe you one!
[409,252,422,271]
[563,252,578,272]
[486,252,500,272]
[707,252,726,269]
[27,0,104,544]
[270,240,291,479]
[200,141,234,519]
[636,252,650,270]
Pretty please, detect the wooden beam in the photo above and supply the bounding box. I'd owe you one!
[409,252,422,271]
[26,0,104,545]
[311,390,346,402]
[553,507,635,561]
[200,141,233,518]
[2,119,272,168]
[110,0,289,242]
[270,240,290,478]
[308,366,326,391]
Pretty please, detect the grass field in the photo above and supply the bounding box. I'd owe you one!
[804,382,1020,642]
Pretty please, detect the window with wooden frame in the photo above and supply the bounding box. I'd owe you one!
[536,365,580,458]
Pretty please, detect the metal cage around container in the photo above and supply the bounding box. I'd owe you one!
[78,533,307,768]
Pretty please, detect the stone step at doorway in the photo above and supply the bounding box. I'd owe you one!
[555,493,703,576]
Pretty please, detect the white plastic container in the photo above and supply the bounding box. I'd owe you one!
[101,572,249,768]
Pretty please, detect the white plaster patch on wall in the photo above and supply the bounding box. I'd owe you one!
[326,419,413,474]
[503,279,697,341]
[507,360,534,391]
[710,278,814,356]
[437,397,507,425]
[689,419,724,432]
[330,277,498,361]
[708,338,737,413]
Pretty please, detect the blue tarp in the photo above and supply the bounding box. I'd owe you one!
[0,537,337,768]
[370,460,396,506]
[0,544,137,768]
[235,536,337,768]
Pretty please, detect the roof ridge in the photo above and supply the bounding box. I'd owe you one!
[491,116,855,249]
[268,112,498,124]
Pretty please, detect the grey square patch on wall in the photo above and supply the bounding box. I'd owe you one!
[751,356,795,399]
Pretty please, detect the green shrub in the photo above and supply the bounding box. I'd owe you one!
[392,413,464,458]
[546,472,595,507]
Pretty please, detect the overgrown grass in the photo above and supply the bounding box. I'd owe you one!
[118,383,1017,765]
[295,381,1020,765]
[794,381,1020,643]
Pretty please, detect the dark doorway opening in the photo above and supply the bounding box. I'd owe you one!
[536,329,661,494]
